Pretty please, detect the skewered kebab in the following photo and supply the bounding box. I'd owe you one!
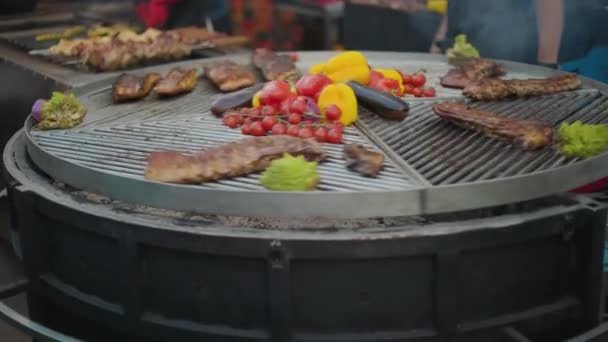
[203,60,256,92]
[463,74,582,101]
[144,136,326,184]
[252,48,300,81]
[432,103,553,151]
[112,73,161,102]
[154,67,198,97]
[440,58,505,89]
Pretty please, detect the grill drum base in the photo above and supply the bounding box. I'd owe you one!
[6,132,607,342]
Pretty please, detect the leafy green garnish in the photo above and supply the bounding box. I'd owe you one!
[558,121,608,158]
[37,92,87,130]
[260,154,319,191]
[447,34,480,63]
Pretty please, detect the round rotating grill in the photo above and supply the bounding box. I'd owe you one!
[23,52,608,218]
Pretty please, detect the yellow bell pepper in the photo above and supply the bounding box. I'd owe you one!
[252,90,262,108]
[317,83,358,126]
[427,0,447,14]
[309,63,326,75]
[374,68,404,94]
[309,51,371,84]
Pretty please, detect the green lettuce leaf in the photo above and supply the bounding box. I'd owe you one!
[37,92,87,130]
[558,121,608,158]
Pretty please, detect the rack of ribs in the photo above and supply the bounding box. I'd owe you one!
[251,48,300,81]
[144,136,326,184]
[463,74,582,101]
[203,60,256,92]
[432,103,554,151]
[440,59,506,89]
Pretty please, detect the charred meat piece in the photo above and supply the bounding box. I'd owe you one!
[112,73,161,102]
[251,48,300,81]
[203,60,256,92]
[463,75,582,101]
[440,59,506,89]
[343,144,385,177]
[154,67,198,97]
[144,136,326,184]
[432,103,553,151]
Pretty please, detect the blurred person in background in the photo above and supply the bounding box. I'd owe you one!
[136,0,232,33]
[435,0,602,70]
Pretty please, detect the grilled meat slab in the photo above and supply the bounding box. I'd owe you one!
[145,136,326,184]
[203,60,256,92]
[112,73,161,102]
[463,75,581,101]
[154,67,198,97]
[432,103,554,151]
[252,48,300,81]
[343,144,385,177]
[440,59,506,89]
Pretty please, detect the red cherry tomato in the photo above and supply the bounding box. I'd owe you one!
[411,73,426,87]
[271,123,288,135]
[371,78,400,95]
[261,105,277,116]
[412,87,423,98]
[325,104,342,121]
[249,121,265,136]
[295,74,333,99]
[326,128,343,144]
[332,121,344,132]
[423,87,436,97]
[262,116,277,131]
[279,96,297,115]
[290,97,307,115]
[403,84,414,95]
[314,126,328,142]
[402,74,413,85]
[288,52,299,62]
[369,70,384,85]
[288,113,302,125]
[241,123,252,135]
[260,80,292,106]
[242,117,253,126]
[298,127,314,139]
[287,125,300,137]
[249,107,261,117]
[223,115,239,129]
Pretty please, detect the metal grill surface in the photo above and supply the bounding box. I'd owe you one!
[358,90,608,185]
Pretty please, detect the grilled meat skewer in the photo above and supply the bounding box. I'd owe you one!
[203,60,256,92]
[463,75,581,101]
[343,144,385,177]
[432,103,553,151]
[112,73,161,102]
[252,48,300,81]
[145,136,326,184]
[154,67,198,97]
[440,59,506,89]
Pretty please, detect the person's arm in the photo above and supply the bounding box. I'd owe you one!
[535,0,564,65]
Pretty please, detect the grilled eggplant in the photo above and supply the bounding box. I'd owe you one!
[432,103,553,151]
[210,83,264,116]
[347,81,409,121]
[112,73,161,102]
[145,136,326,184]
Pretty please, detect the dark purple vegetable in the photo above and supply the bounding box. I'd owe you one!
[31,99,46,122]
[346,81,409,121]
[210,83,264,116]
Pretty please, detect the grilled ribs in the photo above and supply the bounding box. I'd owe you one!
[112,73,161,102]
[440,59,506,89]
[463,75,582,101]
[144,136,326,184]
[432,103,554,151]
[252,48,300,81]
[154,67,198,97]
[343,144,385,177]
[203,60,256,92]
